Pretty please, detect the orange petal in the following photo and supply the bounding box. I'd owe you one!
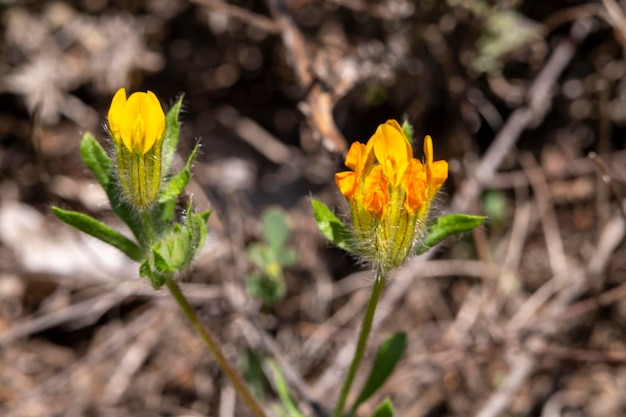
[402,159,427,215]
[430,160,448,185]
[335,171,358,199]
[363,165,389,217]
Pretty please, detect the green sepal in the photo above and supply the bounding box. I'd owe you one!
[80,132,112,190]
[139,260,166,288]
[161,96,184,176]
[52,207,143,262]
[350,332,406,415]
[371,398,394,417]
[415,214,487,255]
[261,207,290,249]
[311,199,358,255]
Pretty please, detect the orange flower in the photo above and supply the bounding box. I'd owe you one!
[334,120,448,269]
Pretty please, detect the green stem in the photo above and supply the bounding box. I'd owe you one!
[165,275,269,417]
[333,268,386,417]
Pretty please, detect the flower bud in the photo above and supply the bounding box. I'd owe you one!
[108,88,166,209]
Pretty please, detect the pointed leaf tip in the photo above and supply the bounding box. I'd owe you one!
[311,199,358,255]
[371,399,394,417]
[416,214,487,255]
[52,207,143,262]
[351,332,406,414]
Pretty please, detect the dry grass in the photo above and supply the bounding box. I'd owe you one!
[2,1,626,416]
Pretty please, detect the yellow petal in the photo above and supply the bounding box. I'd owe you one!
[423,135,434,168]
[143,91,165,154]
[116,91,165,154]
[120,92,143,153]
[423,135,448,197]
[107,88,127,142]
[371,120,412,186]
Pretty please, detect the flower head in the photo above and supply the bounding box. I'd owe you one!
[335,120,448,270]
[108,88,166,209]
[108,88,165,155]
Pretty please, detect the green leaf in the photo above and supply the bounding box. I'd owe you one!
[415,214,487,255]
[261,207,290,249]
[248,243,274,269]
[110,196,146,246]
[187,209,209,254]
[158,143,199,204]
[267,360,306,417]
[79,133,146,244]
[161,96,184,175]
[80,132,112,190]
[351,332,406,415]
[246,272,286,305]
[52,207,143,262]
[371,398,394,417]
[152,230,190,272]
[241,350,269,400]
[151,205,208,274]
[139,260,166,288]
[275,248,297,267]
[311,199,357,254]
[483,191,507,224]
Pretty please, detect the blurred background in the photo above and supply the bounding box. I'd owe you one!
[2,0,626,416]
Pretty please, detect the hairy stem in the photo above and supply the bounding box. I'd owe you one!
[333,268,386,417]
[165,275,269,417]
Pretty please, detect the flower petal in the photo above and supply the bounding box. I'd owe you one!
[143,91,165,154]
[335,171,358,199]
[372,120,412,186]
[363,165,389,217]
[423,135,448,197]
[402,158,427,215]
[107,88,127,142]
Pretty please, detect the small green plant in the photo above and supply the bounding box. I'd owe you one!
[53,88,269,417]
[313,120,486,416]
[54,88,485,417]
[247,207,297,305]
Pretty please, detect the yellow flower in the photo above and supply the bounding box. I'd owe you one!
[335,120,448,270]
[108,88,166,209]
[108,88,165,155]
